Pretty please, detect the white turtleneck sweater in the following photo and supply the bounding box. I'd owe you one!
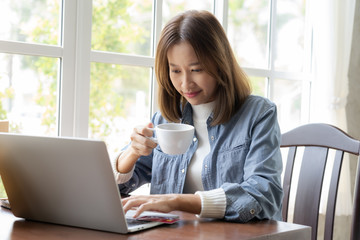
[183,101,226,218]
[183,101,213,193]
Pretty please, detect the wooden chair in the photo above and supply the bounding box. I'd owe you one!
[280,123,360,240]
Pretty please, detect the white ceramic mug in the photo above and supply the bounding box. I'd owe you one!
[151,123,194,155]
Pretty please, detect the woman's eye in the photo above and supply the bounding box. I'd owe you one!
[191,69,202,72]
[171,69,181,73]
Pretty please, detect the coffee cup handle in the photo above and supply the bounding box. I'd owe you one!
[147,128,158,144]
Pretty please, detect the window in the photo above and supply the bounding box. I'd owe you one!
[90,0,154,155]
[0,0,313,197]
[227,0,311,132]
[0,0,61,135]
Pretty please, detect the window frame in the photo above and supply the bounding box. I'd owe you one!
[0,0,314,138]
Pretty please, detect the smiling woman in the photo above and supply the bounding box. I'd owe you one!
[113,10,283,223]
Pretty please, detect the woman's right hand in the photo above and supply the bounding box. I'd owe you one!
[116,122,157,173]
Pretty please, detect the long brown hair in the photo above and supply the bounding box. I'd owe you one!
[155,10,251,125]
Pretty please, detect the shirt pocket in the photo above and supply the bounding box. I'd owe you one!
[217,140,250,183]
[152,148,180,184]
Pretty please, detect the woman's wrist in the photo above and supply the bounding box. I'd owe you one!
[117,147,140,173]
[172,194,201,214]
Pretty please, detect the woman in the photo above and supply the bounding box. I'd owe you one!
[113,10,283,222]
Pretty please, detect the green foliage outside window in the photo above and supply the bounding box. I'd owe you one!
[0,0,152,197]
[90,0,152,141]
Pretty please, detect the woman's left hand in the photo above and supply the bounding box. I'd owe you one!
[122,194,201,218]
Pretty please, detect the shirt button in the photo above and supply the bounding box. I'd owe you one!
[211,136,215,141]
[181,169,185,173]
[132,184,136,187]
[193,137,197,142]
[250,209,256,215]
[204,165,208,169]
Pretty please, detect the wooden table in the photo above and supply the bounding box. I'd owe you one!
[0,207,310,240]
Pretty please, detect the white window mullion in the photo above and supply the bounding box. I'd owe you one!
[0,40,62,57]
[151,0,163,116]
[268,0,277,100]
[214,0,228,31]
[152,0,163,55]
[74,0,92,138]
[60,0,92,138]
[91,51,154,67]
[60,0,77,137]
[243,68,310,82]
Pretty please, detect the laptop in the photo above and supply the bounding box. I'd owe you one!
[0,133,178,233]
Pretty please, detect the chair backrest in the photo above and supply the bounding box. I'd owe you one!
[280,123,360,240]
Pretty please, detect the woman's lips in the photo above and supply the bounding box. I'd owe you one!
[183,91,201,98]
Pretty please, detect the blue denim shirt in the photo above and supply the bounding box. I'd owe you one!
[119,95,283,222]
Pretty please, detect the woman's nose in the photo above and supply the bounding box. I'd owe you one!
[181,72,194,88]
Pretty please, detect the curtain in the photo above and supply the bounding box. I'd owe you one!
[310,0,356,217]
[347,0,360,193]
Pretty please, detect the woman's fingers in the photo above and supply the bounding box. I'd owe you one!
[129,124,157,156]
[134,123,154,139]
[130,138,157,156]
[122,195,177,218]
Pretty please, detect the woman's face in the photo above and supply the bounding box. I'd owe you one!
[167,41,217,105]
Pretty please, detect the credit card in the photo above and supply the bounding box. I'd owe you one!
[136,215,179,224]
[126,210,180,224]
